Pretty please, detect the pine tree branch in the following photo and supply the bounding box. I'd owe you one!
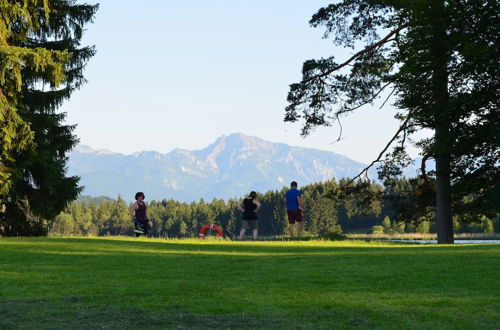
[401,126,407,149]
[347,112,413,185]
[420,154,433,182]
[330,115,345,144]
[304,24,406,84]
[379,87,396,109]
[328,82,392,144]
[341,82,392,113]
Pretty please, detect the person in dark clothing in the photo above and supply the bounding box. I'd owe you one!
[237,191,261,240]
[130,192,150,237]
[284,181,304,238]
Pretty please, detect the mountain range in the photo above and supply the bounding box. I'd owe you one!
[68,133,424,202]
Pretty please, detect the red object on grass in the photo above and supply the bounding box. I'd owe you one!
[199,224,223,238]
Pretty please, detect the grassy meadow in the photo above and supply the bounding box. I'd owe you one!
[0,237,499,329]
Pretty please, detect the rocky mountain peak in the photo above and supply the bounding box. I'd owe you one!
[68,133,425,202]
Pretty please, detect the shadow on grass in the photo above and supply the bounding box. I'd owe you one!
[0,298,310,329]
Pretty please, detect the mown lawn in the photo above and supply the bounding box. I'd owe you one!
[0,237,498,329]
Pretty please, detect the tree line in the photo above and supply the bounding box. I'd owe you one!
[50,178,499,238]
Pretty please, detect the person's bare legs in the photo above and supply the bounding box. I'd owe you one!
[297,221,303,238]
[239,228,246,240]
[252,229,258,240]
[289,223,295,238]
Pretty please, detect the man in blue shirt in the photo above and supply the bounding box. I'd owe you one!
[284,181,304,238]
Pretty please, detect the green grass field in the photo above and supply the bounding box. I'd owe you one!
[0,237,499,329]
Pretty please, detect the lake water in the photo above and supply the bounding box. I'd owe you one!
[388,240,500,244]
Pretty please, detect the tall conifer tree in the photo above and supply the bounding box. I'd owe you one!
[285,0,499,243]
[0,0,98,235]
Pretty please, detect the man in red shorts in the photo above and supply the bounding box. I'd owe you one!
[284,181,304,238]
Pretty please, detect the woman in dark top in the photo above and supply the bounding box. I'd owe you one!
[237,191,261,240]
[130,192,150,237]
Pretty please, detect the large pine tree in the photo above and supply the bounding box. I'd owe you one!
[0,0,98,236]
[285,0,499,243]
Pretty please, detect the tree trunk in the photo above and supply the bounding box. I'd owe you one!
[431,1,454,244]
[435,134,454,244]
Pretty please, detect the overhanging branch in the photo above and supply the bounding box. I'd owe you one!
[341,82,392,113]
[347,112,413,185]
[380,87,396,109]
[304,24,406,84]
[420,154,433,182]
[330,115,345,144]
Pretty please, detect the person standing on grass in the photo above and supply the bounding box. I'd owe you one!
[284,181,304,238]
[130,192,150,237]
[237,191,261,240]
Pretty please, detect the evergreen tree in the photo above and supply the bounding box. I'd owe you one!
[0,0,98,236]
[1,0,62,194]
[50,211,73,235]
[105,196,131,235]
[94,201,111,235]
[285,0,499,243]
[337,179,382,231]
[382,216,391,233]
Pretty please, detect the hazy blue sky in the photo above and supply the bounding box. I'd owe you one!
[62,1,427,163]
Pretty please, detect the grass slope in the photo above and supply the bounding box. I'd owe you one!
[0,237,499,329]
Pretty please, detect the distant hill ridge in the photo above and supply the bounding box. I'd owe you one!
[68,133,423,202]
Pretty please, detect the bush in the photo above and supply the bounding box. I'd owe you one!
[416,221,430,234]
[483,218,494,234]
[371,225,385,235]
[393,221,405,234]
[382,216,391,233]
[320,225,346,240]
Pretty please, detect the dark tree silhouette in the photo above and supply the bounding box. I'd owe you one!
[285,0,499,243]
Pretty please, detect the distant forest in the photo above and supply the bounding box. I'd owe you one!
[50,178,499,238]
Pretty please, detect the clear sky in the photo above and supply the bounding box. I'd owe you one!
[62,0,427,163]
